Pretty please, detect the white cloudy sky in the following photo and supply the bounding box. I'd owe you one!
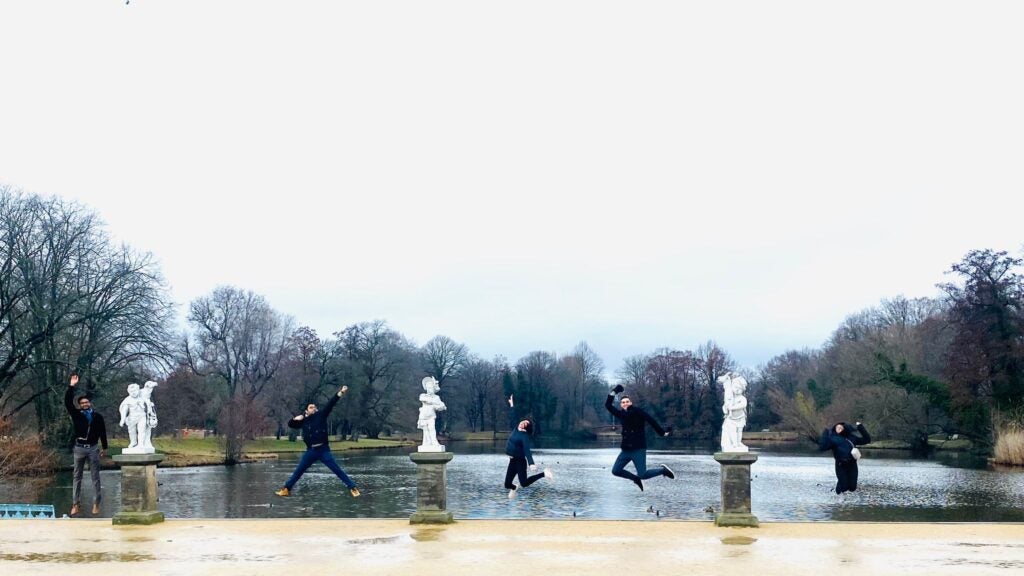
[2,1,1022,376]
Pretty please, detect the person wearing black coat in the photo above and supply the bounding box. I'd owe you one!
[275,385,360,498]
[503,394,551,498]
[818,421,871,494]
[65,373,108,516]
[605,384,675,491]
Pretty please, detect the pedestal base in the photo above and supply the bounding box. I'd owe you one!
[409,510,454,524]
[112,511,166,525]
[713,452,759,528]
[112,453,165,525]
[409,451,454,525]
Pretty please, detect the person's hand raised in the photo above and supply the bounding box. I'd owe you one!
[70,374,79,387]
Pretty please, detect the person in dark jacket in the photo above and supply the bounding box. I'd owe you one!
[65,373,108,517]
[503,394,552,498]
[818,421,871,494]
[275,385,360,497]
[605,384,674,491]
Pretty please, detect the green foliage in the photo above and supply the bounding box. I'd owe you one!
[876,353,950,411]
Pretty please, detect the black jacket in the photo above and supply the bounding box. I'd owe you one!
[64,386,108,449]
[504,405,535,464]
[818,422,871,462]
[605,394,667,451]
[288,393,341,449]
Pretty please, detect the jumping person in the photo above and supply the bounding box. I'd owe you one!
[818,421,871,495]
[275,385,360,498]
[605,384,674,491]
[504,394,551,498]
[65,373,108,516]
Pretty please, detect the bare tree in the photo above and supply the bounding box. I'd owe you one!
[184,286,294,462]
[337,320,418,439]
[564,341,606,424]
[0,187,175,438]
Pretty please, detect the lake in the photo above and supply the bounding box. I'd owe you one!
[31,441,1024,521]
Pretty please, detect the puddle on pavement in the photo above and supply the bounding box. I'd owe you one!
[955,542,1024,549]
[0,552,155,563]
[411,529,444,542]
[346,535,404,545]
[721,535,757,546]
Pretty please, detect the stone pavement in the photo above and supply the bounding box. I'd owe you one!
[1,519,1022,576]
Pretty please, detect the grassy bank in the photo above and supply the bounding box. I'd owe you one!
[65,436,414,469]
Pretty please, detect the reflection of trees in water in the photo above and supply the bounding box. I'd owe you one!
[0,477,52,505]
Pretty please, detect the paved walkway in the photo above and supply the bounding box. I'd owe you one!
[1,519,1023,575]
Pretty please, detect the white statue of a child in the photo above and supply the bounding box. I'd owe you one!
[417,376,447,452]
[719,372,749,453]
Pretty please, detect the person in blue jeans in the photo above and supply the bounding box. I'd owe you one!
[275,385,359,497]
[605,384,675,491]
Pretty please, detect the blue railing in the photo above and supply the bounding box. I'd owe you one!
[0,504,57,519]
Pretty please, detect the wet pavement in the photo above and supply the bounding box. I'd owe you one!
[1,519,1023,575]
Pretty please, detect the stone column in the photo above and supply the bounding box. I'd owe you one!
[409,451,454,524]
[713,452,759,527]
[111,453,165,525]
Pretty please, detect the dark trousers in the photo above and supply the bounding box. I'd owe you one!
[504,456,544,489]
[72,444,102,506]
[834,459,859,494]
[611,449,666,482]
[284,445,356,490]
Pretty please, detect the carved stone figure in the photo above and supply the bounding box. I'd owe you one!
[719,372,749,453]
[417,376,446,452]
[119,381,158,454]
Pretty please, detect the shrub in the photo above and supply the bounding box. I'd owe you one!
[0,418,58,479]
[992,408,1024,466]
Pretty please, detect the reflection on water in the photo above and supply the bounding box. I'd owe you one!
[32,441,1024,521]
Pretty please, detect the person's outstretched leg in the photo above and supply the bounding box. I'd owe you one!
[504,458,519,490]
[834,460,849,494]
[87,446,102,514]
[518,460,546,488]
[612,450,643,490]
[281,448,319,491]
[635,450,665,480]
[320,450,356,489]
[71,446,86,515]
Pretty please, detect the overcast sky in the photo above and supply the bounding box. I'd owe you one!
[2,2,1022,377]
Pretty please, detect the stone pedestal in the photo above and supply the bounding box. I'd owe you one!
[112,453,165,525]
[713,452,759,528]
[409,451,454,524]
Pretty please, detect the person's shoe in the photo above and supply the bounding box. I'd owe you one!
[633,478,644,491]
[349,487,361,497]
[91,503,100,516]
[274,487,290,497]
[544,467,554,480]
[70,503,80,516]
[662,464,675,480]
[508,487,517,499]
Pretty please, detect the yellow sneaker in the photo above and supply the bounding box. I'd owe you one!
[274,487,290,497]
[349,487,361,497]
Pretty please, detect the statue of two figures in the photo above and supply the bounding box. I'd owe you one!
[120,381,158,454]
[417,376,447,452]
[719,372,749,453]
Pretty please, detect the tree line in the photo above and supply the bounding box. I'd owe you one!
[2,186,1022,462]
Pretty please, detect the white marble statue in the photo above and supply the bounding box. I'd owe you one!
[417,376,446,452]
[119,381,158,454]
[719,372,749,453]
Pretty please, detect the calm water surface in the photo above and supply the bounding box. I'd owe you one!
[34,441,1024,521]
